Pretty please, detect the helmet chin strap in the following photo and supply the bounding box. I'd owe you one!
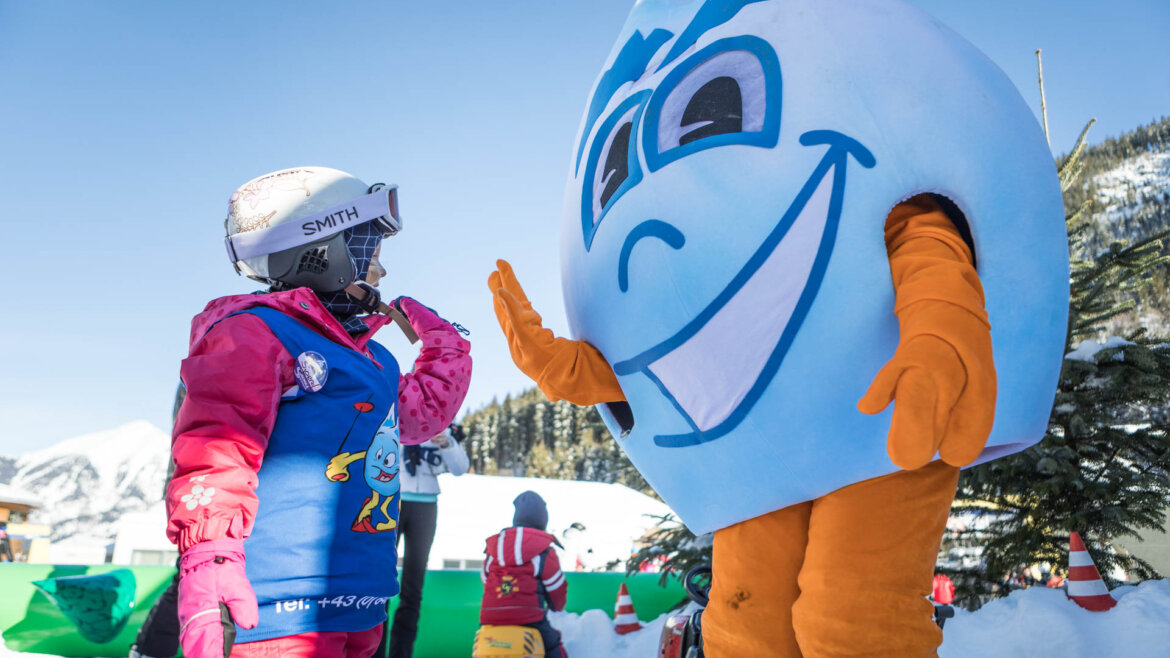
[344,282,419,344]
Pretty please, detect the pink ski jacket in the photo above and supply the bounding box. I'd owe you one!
[165,288,471,552]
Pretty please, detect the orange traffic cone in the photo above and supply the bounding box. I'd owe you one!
[613,582,643,634]
[1066,532,1117,611]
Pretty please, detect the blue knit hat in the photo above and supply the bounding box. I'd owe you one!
[512,491,549,531]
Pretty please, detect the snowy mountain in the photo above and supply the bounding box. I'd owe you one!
[1067,117,1170,336]
[2,421,170,546]
[0,456,16,484]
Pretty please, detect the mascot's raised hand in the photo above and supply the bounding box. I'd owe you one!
[857,198,997,470]
[488,259,624,405]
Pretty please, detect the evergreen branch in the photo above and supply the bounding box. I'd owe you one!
[1058,118,1096,182]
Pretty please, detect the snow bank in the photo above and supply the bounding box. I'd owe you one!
[940,580,1170,658]
[550,608,670,658]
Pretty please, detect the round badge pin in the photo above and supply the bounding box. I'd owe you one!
[294,351,329,393]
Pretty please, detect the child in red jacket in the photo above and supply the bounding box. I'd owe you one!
[480,492,569,658]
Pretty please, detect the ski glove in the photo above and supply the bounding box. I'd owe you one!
[488,259,625,405]
[391,295,472,445]
[177,539,258,658]
[393,296,459,336]
[858,196,996,470]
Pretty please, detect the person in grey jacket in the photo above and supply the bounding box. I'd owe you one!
[384,423,470,658]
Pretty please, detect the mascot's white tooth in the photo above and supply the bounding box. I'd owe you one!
[647,165,834,432]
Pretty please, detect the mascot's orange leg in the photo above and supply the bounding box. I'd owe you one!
[705,462,958,658]
[793,461,958,657]
[704,501,811,657]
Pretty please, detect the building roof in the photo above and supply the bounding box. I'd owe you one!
[0,482,43,509]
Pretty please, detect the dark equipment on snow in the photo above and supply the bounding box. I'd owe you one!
[933,603,955,629]
[658,565,711,658]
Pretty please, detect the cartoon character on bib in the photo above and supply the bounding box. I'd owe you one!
[489,0,1067,655]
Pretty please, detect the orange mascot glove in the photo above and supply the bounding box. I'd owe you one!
[488,259,625,406]
[858,195,996,470]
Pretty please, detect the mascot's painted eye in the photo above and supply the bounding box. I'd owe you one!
[644,36,782,172]
[600,121,633,208]
[581,90,652,249]
[375,448,383,461]
[679,76,743,146]
[383,452,397,468]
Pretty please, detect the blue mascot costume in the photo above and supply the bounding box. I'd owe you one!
[490,0,1067,655]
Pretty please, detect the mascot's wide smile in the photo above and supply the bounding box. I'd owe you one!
[613,131,874,447]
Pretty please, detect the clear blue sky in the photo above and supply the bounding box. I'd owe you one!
[1,1,1167,454]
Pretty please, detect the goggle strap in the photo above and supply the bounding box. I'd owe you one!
[343,282,420,344]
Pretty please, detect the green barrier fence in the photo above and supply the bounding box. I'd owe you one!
[0,564,684,657]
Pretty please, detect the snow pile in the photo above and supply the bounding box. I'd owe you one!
[550,609,670,658]
[940,580,1170,658]
[1065,336,1134,363]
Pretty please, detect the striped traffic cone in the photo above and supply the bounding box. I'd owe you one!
[1066,531,1117,611]
[613,582,643,634]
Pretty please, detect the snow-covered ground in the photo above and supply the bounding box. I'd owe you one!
[940,580,1170,657]
[5,581,1169,657]
[553,609,673,658]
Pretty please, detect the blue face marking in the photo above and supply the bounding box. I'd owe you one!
[575,29,674,174]
[642,36,782,172]
[618,220,686,292]
[364,416,401,496]
[655,0,770,71]
[580,37,782,251]
[581,91,651,250]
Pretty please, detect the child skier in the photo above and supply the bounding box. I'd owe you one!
[480,491,569,658]
[166,167,472,658]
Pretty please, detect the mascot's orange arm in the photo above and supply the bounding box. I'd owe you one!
[858,194,996,470]
[488,259,626,406]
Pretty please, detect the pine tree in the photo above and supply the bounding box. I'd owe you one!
[459,389,655,494]
[626,513,714,587]
[941,119,1170,608]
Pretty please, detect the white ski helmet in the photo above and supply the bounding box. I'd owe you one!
[224,167,402,292]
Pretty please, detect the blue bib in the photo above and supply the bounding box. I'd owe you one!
[560,0,1069,534]
[233,307,403,642]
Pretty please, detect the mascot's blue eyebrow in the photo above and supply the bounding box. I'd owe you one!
[574,0,770,175]
[575,29,673,174]
[656,0,769,71]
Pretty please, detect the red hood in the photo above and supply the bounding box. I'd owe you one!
[484,527,560,566]
[189,287,393,352]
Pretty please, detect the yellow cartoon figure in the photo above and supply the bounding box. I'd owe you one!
[327,416,402,533]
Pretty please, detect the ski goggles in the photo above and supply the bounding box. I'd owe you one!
[225,184,403,263]
[366,183,402,237]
